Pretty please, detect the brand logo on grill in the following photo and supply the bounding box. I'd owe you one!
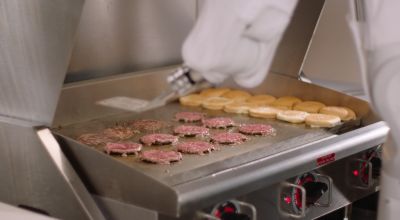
[316,153,336,166]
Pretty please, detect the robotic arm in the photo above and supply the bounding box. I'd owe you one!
[348,0,400,219]
[183,1,400,220]
[153,0,296,109]
[182,0,298,88]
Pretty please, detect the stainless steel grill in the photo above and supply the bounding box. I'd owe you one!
[55,103,340,186]
[52,68,388,218]
[0,0,387,219]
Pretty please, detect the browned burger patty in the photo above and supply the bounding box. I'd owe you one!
[238,124,276,136]
[177,141,216,155]
[175,111,205,123]
[131,119,165,131]
[173,125,209,137]
[139,133,178,146]
[210,132,248,145]
[77,133,113,146]
[104,142,142,156]
[203,117,235,129]
[103,126,136,140]
[140,150,182,164]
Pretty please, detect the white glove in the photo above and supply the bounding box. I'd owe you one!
[182,0,298,88]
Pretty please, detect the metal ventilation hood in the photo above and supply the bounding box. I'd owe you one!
[270,0,325,79]
[0,0,84,126]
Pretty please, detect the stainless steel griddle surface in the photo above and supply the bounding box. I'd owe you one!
[55,102,347,186]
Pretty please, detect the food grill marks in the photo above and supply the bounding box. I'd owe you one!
[103,126,137,140]
[173,125,209,137]
[203,117,235,129]
[238,124,276,136]
[140,150,182,164]
[77,133,114,146]
[104,142,142,156]
[210,132,248,145]
[175,111,205,123]
[177,141,216,155]
[139,133,178,146]
[131,119,165,132]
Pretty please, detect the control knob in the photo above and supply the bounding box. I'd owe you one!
[279,172,332,218]
[350,146,383,188]
[303,181,328,205]
[293,172,330,211]
[213,201,250,220]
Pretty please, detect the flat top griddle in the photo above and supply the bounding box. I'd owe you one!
[54,102,353,186]
[51,70,379,216]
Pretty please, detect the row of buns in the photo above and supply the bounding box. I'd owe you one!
[179,88,357,128]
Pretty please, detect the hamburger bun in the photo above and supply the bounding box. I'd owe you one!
[249,106,283,119]
[202,97,234,110]
[305,113,341,128]
[271,96,302,109]
[277,110,309,123]
[222,90,252,102]
[179,94,206,107]
[294,101,326,113]
[319,106,356,121]
[224,102,259,114]
[200,88,230,97]
[246,94,276,105]
[343,107,357,121]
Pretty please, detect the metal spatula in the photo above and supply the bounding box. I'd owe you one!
[97,66,210,112]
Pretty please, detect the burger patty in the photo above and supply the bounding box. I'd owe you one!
[139,133,178,146]
[131,119,165,131]
[104,142,142,156]
[238,124,276,136]
[140,150,182,164]
[77,133,113,146]
[103,126,136,140]
[203,117,235,129]
[210,132,248,145]
[173,125,209,137]
[177,141,216,155]
[175,111,204,123]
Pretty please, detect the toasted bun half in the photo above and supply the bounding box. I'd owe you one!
[246,94,276,105]
[179,94,206,107]
[343,107,357,121]
[294,101,326,113]
[249,106,283,119]
[224,102,259,114]
[319,106,356,121]
[277,110,309,123]
[200,88,230,97]
[271,96,302,109]
[305,113,341,128]
[202,97,234,110]
[222,90,252,102]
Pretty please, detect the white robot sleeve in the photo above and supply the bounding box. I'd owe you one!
[348,1,400,219]
[182,0,298,88]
